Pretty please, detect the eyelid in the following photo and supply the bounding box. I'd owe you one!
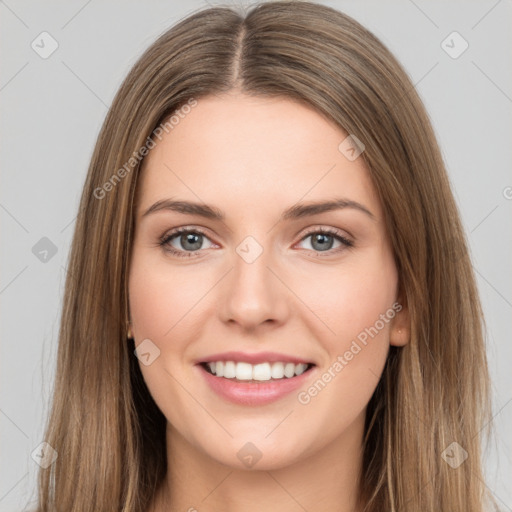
[159,225,215,249]
[159,224,353,257]
[293,226,353,252]
[297,225,353,243]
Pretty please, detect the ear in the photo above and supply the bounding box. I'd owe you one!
[389,289,410,347]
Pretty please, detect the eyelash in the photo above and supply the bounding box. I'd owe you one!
[158,226,354,259]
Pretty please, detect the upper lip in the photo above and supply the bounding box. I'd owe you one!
[196,351,315,366]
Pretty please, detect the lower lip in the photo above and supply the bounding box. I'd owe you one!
[196,364,316,406]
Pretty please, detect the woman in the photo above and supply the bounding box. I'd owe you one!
[33,2,497,511]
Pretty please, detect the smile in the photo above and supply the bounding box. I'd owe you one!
[201,361,314,381]
[196,357,317,406]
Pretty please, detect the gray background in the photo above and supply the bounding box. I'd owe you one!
[1,0,511,510]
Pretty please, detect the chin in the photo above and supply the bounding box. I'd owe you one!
[200,434,313,472]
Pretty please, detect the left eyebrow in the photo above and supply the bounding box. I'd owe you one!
[282,198,375,221]
[141,197,376,221]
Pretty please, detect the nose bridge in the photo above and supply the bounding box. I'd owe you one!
[220,233,287,328]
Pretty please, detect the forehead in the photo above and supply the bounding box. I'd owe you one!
[135,93,381,220]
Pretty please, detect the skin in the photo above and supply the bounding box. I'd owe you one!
[128,91,410,512]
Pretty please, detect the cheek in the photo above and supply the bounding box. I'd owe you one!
[332,270,396,340]
[294,250,396,416]
[128,250,205,341]
[298,247,398,345]
[127,250,214,400]
[127,252,208,426]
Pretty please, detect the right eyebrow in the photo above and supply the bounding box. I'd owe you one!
[142,199,224,220]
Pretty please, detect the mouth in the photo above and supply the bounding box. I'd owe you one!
[199,361,316,382]
[194,351,318,405]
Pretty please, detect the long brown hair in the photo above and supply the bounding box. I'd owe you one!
[33,2,496,511]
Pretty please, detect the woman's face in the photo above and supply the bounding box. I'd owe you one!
[128,92,409,470]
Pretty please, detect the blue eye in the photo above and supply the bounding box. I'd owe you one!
[159,226,353,258]
[298,227,353,253]
[159,227,213,258]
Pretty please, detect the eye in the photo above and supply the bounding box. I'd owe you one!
[159,227,215,258]
[159,226,353,258]
[296,227,353,255]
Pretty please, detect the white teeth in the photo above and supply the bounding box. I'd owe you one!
[205,361,310,381]
[236,362,253,380]
[294,363,307,376]
[284,362,295,378]
[253,363,271,381]
[223,361,236,379]
[271,362,284,379]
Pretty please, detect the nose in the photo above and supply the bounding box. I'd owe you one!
[219,238,290,331]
